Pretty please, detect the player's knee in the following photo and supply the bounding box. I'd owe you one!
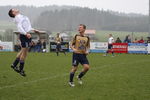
[73,68,77,72]
[17,53,21,58]
[71,67,77,72]
[84,66,90,71]
[16,55,20,58]
[86,67,90,71]
[20,56,25,61]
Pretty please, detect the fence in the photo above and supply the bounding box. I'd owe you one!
[1,41,150,54]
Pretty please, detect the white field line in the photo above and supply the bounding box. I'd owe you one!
[0,59,149,90]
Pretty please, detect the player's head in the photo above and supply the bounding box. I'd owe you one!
[8,9,19,18]
[78,24,86,35]
[57,33,60,37]
[109,34,112,37]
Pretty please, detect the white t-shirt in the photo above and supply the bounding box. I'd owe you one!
[108,37,114,44]
[14,14,33,35]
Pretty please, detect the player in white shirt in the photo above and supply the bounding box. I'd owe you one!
[8,9,39,76]
[104,34,115,57]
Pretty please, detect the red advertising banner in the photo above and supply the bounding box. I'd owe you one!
[112,43,128,53]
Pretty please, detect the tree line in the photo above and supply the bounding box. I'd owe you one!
[0,6,148,32]
[34,8,148,32]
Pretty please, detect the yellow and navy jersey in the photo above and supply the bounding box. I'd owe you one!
[71,34,90,54]
[55,36,62,44]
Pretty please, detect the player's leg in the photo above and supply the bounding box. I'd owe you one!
[69,53,79,87]
[110,45,115,57]
[63,51,66,55]
[69,66,78,83]
[11,49,22,67]
[77,54,90,84]
[106,45,111,56]
[60,45,66,55]
[104,44,111,56]
[105,49,109,56]
[77,64,90,85]
[78,64,90,79]
[111,48,115,56]
[56,44,59,56]
[19,48,26,70]
[11,49,23,72]
[24,48,29,60]
[104,47,109,56]
[18,48,28,76]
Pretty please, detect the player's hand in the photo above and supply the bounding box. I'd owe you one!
[85,49,90,55]
[26,33,31,39]
[73,48,78,53]
[85,50,89,55]
[34,29,40,33]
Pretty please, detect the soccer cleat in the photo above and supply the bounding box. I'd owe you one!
[77,76,83,85]
[19,70,26,77]
[68,82,75,87]
[11,64,20,73]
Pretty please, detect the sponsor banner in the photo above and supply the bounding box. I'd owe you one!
[112,43,128,53]
[69,42,108,53]
[50,42,69,52]
[128,43,148,54]
[0,42,13,51]
[148,43,150,54]
[90,42,108,53]
[69,42,149,54]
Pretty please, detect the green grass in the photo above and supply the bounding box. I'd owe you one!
[0,52,150,100]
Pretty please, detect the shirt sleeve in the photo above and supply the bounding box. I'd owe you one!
[87,36,90,48]
[71,35,76,46]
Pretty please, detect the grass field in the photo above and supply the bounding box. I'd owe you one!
[0,52,150,100]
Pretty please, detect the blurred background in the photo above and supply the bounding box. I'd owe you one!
[0,0,149,52]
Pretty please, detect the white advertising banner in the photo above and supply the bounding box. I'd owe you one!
[69,42,108,53]
[148,43,150,54]
[128,43,148,54]
[90,42,108,53]
[0,42,13,52]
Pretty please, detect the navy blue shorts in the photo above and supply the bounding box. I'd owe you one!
[72,53,89,66]
[19,34,32,48]
[108,44,113,49]
[56,43,61,50]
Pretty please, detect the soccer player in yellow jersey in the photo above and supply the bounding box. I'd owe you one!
[69,24,90,87]
[55,33,66,56]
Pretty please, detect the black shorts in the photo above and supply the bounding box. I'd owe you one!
[108,44,113,49]
[19,34,32,48]
[56,43,61,50]
[72,53,89,66]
